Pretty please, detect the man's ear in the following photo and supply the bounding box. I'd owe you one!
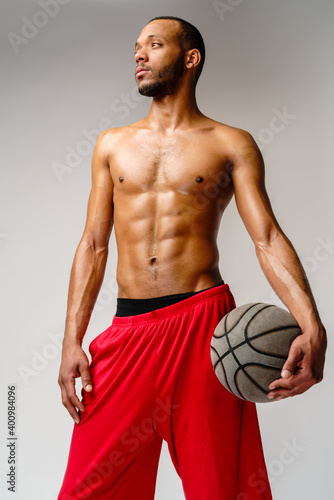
[185,48,201,70]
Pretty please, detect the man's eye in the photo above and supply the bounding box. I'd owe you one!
[152,43,160,47]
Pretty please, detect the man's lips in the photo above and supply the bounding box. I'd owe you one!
[136,67,149,77]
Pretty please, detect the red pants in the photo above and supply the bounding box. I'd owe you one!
[58,283,272,500]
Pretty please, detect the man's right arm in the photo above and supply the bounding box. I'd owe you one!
[58,131,114,423]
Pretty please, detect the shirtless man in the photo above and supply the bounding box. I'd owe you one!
[58,16,327,500]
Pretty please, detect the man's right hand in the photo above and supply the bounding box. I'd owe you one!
[58,342,93,424]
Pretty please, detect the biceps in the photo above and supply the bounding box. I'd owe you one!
[232,159,280,246]
[84,182,113,249]
[82,147,114,250]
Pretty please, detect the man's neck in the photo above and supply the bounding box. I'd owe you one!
[145,90,204,132]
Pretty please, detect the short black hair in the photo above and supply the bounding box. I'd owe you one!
[148,16,205,85]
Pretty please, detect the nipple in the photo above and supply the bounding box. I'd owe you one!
[195,176,203,183]
[119,176,124,183]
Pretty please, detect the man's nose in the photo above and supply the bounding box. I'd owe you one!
[135,48,148,64]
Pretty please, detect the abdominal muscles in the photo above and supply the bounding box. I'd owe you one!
[113,188,223,297]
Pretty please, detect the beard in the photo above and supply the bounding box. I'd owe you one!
[138,53,185,97]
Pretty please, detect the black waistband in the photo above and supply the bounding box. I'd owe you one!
[116,280,224,317]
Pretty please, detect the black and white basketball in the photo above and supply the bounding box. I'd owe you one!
[210,303,301,403]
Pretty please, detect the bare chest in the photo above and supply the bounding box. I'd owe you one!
[109,132,232,196]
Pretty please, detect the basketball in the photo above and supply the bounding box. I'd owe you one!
[210,303,302,403]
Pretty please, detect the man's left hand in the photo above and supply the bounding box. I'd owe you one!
[267,325,327,401]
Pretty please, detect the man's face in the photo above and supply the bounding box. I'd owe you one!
[134,20,185,97]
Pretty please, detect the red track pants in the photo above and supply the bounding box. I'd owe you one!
[58,283,272,500]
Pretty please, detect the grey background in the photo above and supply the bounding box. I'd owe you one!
[1,0,333,498]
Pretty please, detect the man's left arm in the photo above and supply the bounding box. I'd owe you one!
[228,129,327,400]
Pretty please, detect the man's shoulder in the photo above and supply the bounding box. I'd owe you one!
[96,125,132,142]
[96,118,256,150]
[95,121,147,147]
[204,118,261,168]
[207,118,254,144]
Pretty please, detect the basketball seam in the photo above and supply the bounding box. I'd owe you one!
[212,303,262,338]
[211,325,300,366]
[210,345,233,394]
[234,363,280,399]
[211,303,300,401]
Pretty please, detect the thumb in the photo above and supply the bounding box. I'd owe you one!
[281,342,303,379]
[79,362,93,392]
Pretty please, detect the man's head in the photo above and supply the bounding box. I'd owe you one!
[135,16,205,97]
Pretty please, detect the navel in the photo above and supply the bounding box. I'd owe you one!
[195,176,203,183]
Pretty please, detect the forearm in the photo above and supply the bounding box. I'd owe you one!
[255,231,323,335]
[63,237,109,346]
[231,131,326,397]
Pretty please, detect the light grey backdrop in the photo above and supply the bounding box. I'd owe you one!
[1,0,333,498]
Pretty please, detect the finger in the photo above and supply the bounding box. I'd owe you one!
[268,367,306,392]
[79,362,93,392]
[267,380,312,400]
[267,344,303,393]
[267,372,301,397]
[269,375,295,391]
[63,375,85,413]
[269,355,307,391]
[280,342,303,380]
[60,384,81,424]
[268,356,317,398]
